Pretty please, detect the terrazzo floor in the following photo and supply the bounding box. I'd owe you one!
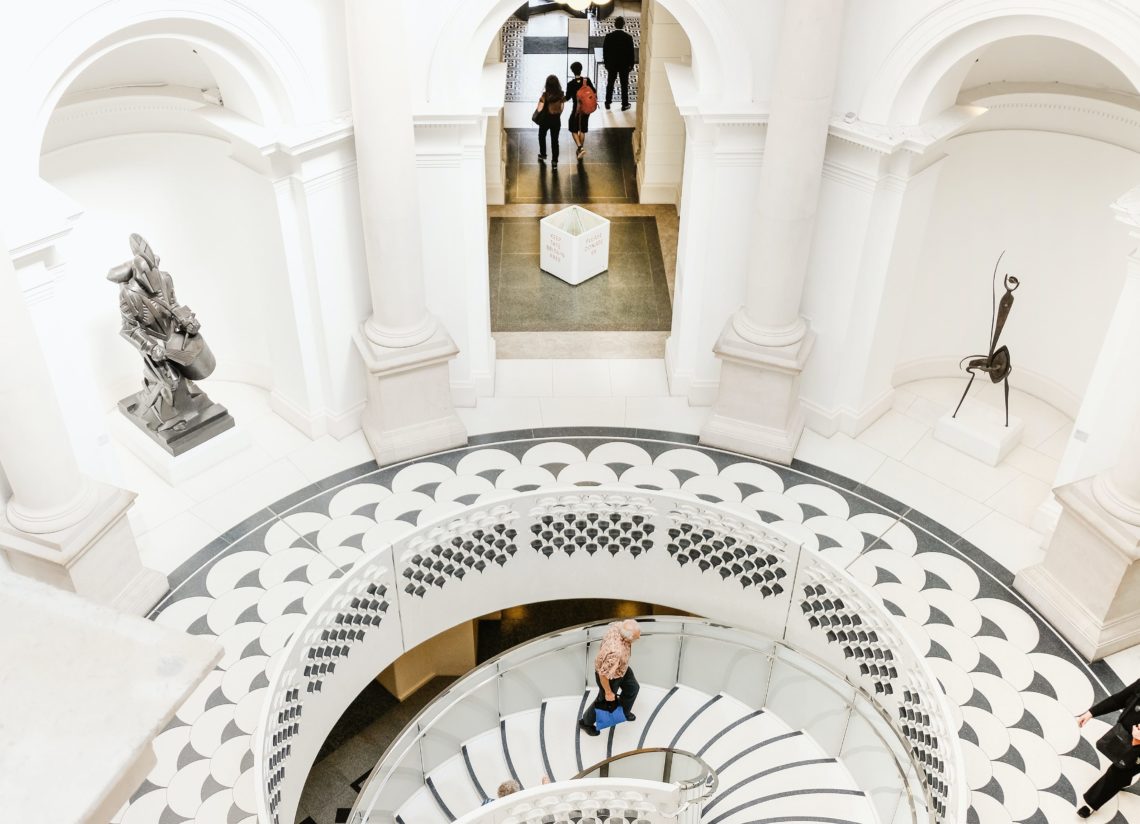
[114,424,1140,824]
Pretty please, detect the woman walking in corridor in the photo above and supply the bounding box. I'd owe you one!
[535,74,565,171]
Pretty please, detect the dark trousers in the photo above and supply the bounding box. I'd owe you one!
[538,123,560,163]
[606,68,631,107]
[581,668,639,725]
[1084,764,1137,810]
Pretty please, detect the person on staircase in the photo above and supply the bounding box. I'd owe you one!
[579,619,640,736]
[566,62,598,161]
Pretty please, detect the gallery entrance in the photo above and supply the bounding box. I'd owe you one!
[487,0,684,358]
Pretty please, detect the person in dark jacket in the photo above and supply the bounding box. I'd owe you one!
[602,17,635,111]
[535,74,566,170]
[1076,680,1140,817]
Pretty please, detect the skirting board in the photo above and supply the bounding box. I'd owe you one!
[893,358,1079,418]
[801,389,894,439]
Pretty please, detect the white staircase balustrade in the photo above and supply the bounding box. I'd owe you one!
[251,488,967,824]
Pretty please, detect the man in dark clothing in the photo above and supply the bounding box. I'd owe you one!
[602,16,635,111]
[1076,680,1140,817]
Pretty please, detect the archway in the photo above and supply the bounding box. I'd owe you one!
[406,0,757,400]
[857,6,1140,545]
[24,14,318,488]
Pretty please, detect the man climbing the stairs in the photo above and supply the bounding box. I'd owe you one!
[579,619,641,736]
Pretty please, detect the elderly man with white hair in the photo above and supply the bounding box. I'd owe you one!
[578,618,641,736]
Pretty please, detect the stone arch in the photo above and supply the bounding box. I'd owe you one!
[425,0,754,110]
[21,0,316,171]
[860,0,1140,124]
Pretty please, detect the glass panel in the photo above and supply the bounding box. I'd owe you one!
[419,677,500,773]
[675,630,773,709]
[624,632,682,687]
[499,641,588,717]
[597,751,667,782]
[358,739,426,821]
[840,705,907,824]
[764,650,855,756]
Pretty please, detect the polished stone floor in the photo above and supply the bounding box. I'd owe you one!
[489,215,671,332]
[505,127,638,204]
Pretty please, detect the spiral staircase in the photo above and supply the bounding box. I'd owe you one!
[347,618,931,824]
[388,682,880,824]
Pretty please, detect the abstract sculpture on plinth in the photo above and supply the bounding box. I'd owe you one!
[109,234,234,455]
[952,252,1021,427]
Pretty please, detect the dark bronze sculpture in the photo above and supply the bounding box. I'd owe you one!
[109,234,234,455]
[952,252,1020,427]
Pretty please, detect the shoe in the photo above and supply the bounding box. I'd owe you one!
[538,154,546,162]
[577,147,586,159]
[605,103,612,110]
[552,162,558,171]
[1078,806,1092,818]
[625,712,636,722]
[621,104,631,111]
[578,719,599,736]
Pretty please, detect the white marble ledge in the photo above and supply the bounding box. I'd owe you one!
[0,575,220,824]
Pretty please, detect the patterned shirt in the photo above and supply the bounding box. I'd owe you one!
[595,622,632,680]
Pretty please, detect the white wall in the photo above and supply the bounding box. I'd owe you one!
[897,129,1140,409]
[637,0,690,206]
[40,133,289,409]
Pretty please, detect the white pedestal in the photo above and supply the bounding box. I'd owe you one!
[109,413,251,485]
[540,205,611,285]
[934,405,1023,466]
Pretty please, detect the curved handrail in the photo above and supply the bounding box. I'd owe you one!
[574,746,718,794]
[351,617,926,824]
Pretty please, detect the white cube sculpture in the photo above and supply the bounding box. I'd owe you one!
[540,205,611,285]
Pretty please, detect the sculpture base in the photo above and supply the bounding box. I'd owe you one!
[934,405,1023,466]
[117,384,235,456]
[110,412,250,486]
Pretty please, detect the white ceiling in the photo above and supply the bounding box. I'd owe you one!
[961,36,1135,94]
[65,39,217,95]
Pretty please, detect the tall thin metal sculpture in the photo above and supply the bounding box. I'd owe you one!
[952,251,1020,427]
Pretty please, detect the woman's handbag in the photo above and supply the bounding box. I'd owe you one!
[532,97,545,125]
[1097,723,1135,765]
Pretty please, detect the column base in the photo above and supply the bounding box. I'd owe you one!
[699,321,813,465]
[1014,477,1140,661]
[354,323,467,467]
[0,481,167,615]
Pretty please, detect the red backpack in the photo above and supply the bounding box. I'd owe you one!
[576,82,598,115]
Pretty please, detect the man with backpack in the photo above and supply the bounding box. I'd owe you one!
[602,17,635,111]
[566,61,597,160]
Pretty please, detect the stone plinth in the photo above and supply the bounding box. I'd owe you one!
[934,405,1023,466]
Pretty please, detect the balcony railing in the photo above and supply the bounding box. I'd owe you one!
[254,487,967,824]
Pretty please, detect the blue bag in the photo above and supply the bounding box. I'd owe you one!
[595,704,626,730]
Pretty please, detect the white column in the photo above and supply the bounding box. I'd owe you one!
[1094,418,1140,526]
[0,233,165,614]
[1014,187,1140,659]
[700,0,846,463]
[345,0,466,464]
[733,0,847,347]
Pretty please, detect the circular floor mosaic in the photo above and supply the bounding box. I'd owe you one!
[116,429,1135,824]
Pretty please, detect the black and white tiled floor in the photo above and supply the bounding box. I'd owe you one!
[118,429,1137,824]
